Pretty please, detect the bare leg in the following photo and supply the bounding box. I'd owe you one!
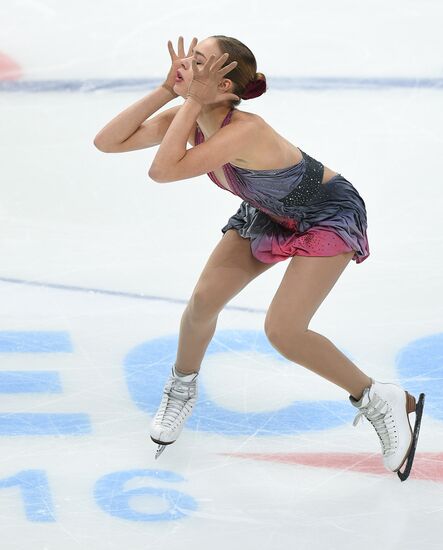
[174,229,274,374]
[264,251,372,400]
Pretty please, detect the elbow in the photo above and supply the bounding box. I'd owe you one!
[148,166,169,183]
[93,136,108,152]
[93,134,116,153]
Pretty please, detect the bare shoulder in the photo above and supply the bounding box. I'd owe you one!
[187,108,262,147]
[183,107,303,173]
[231,108,266,132]
[228,110,302,170]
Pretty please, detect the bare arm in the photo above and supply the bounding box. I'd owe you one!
[149,97,202,178]
[149,97,255,184]
[93,85,179,153]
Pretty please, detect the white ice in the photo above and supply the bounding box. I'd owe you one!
[1,1,443,549]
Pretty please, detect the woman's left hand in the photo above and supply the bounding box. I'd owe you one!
[186,53,240,105]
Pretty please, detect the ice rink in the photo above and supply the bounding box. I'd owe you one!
[1,1,443,548]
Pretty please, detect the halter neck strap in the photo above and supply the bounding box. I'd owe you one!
[221,107,235,127]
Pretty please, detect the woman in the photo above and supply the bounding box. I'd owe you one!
[94,35,424,481]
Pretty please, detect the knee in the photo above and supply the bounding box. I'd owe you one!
[187,285,223,322]
[264,312,306,359]
[264,321,289,353]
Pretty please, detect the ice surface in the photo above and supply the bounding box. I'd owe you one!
[1,1,443,549]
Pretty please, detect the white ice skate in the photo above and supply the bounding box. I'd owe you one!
[350,379,425,481]
[150,365,199,459]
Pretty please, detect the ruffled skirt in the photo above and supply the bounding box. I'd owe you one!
[221,175,370,265]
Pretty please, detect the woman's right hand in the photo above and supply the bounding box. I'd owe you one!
[162,36,198,97]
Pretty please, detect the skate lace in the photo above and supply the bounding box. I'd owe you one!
[353,394,397,456]
[157,378,197,429]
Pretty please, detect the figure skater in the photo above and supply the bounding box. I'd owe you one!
[93,35,424,481]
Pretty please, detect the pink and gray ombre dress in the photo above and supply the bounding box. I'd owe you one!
[195,107,370,265]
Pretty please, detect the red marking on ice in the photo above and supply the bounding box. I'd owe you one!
[220,452,443,481]
[0,52,22,80]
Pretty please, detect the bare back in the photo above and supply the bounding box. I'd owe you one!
[188,109,339,187]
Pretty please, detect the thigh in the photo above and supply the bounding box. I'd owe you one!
[190,229,275,312]
[265,251,354,335]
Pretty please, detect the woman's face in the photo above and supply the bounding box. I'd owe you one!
[173,38,229,97]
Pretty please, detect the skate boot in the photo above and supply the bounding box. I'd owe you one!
[350,379,425,481]
[150,365,199,459]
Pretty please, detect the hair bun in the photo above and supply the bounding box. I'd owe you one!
[241,72,267,100]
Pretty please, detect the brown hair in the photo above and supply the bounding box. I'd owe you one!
[211,35,267,106]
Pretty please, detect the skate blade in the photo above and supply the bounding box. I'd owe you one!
[150,436,175,460]
[155,445,166,459]
[397,393,425,482]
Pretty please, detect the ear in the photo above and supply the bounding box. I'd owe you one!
[220,77,235,93]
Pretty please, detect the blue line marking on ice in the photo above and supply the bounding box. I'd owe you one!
[0,76,442,93]
[0,371,62,393]
[0,277,266,314]
[0,331,72,353]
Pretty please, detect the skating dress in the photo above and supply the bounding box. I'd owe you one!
[194,107,370,264]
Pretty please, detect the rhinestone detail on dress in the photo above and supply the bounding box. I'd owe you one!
[278,149,330,207]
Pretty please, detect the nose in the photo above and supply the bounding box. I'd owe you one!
[180,56,192,69]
